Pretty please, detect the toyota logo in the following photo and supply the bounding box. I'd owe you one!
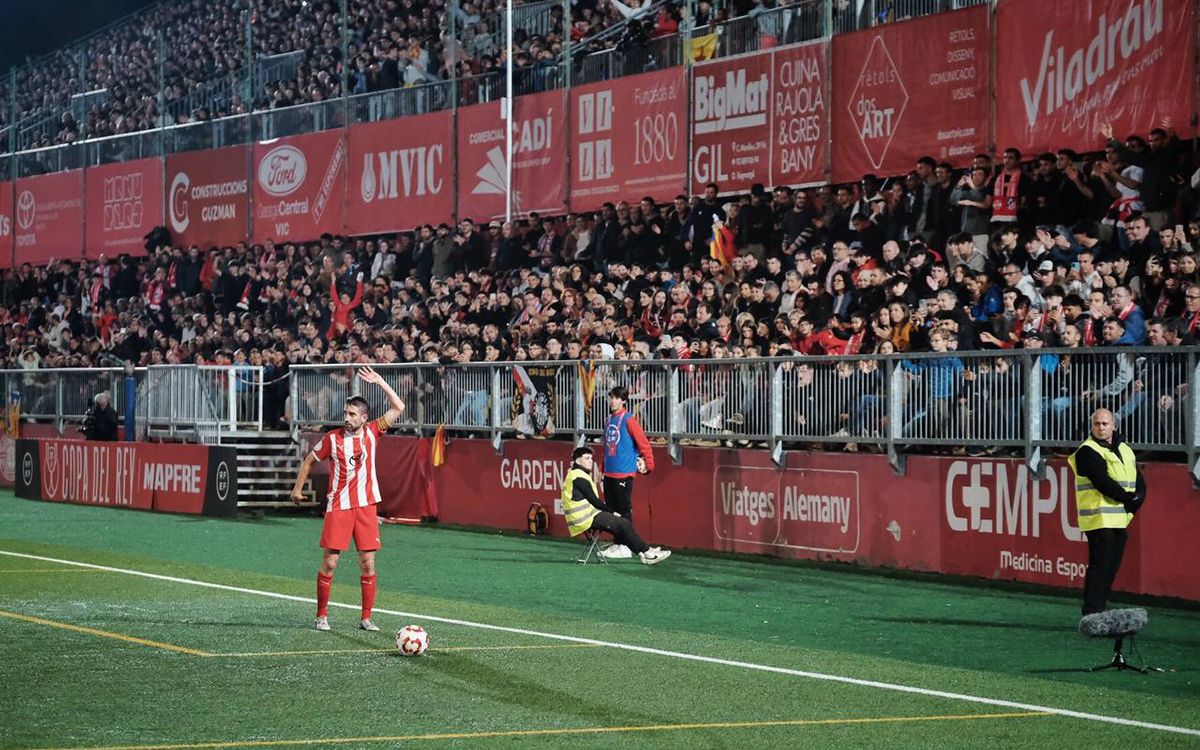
[16,191,35,230]
[215,460,231,502]
[21,450,32,487]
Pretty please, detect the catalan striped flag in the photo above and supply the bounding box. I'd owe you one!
[7,390,19,438]
[431,424,446,468]
[709,217,735,269]
[578,360,598,414]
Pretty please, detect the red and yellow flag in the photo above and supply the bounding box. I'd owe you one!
[709,218,735,269]
[578,360,597,414]
[431,424,446,467]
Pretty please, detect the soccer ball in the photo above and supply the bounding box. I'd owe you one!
[396,625,429,656]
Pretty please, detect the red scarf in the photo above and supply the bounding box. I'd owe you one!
[992,169,1020,222]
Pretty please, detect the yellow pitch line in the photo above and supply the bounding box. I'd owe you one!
[207,643,600,657]
[22,711,1053,750]
[0,610,212,657]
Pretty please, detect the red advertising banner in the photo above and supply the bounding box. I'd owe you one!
[14,439,238,517]
[691,53,773,195]
[457,91,567,221]
[166,147,250,249]
[347,111,454,233]
[421,437,1200,603]
[771,43,828,188]
[690,42,827,194]
[0,181,13,268]
[996,0,1195,155]
[831,6,990,183]
[84,158,164,258]
[13,170,85,264]
[570,68,688,211]
[252,129,346,244]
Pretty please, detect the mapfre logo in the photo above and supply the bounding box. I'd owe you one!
[847,36,909,170]
[16,190,36,230]
[258,145,307,197]
[169,172,190,233]
[944,460,1082,541]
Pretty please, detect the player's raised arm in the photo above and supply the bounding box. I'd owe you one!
[358,366,405,428]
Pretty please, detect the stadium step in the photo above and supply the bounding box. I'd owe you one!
[197,430,316,509]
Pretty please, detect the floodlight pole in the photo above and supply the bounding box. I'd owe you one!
[505,0,514,222]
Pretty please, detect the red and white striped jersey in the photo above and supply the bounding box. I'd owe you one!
[311,418,386,511]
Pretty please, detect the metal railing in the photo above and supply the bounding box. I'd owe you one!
[2,364,263,439]
[1,0,996,163]
[1,0,837,167]
[142,364,264,435]
[289,348,1200,479]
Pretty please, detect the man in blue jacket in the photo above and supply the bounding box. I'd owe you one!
[600,385,655,559]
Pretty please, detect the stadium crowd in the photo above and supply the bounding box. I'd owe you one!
[1,0,717,150]
[0,121,1197,373]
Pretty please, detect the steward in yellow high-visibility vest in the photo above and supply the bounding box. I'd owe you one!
[561,447,671,566]
[1067,408,1145,615]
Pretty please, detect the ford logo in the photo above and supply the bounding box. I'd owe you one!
[258,145,307,197]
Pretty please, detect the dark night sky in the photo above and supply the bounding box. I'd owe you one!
[1,0,156,77]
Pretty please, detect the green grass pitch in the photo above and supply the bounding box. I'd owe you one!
[0,491,1198,750]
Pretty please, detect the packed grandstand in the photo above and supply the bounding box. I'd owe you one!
[0,0,1196,451]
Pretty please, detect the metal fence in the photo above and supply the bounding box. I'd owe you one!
[290,348,1200,477]
[1,364,264,439]
[1,0,953,168]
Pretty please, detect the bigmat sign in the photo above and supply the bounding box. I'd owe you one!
[0,180,12,267]
[690,42,827,194]
[15,439,238,517]
[420,438,1200,602]
[457,91,567,221]
[85,158,163,258]
[347,111,454,233]
[831,5,990,182]
[252,130,346,244]
[13,170,84,264]
[996,0,1195,155]
[570,68,688,211]
[166,147,250,249]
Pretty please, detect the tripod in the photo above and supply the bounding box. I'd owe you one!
[1088,635,1148,674]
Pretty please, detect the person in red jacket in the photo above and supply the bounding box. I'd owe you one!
[328,273,364,340]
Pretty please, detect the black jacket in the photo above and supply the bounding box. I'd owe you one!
[84,404,120,442]
[1073,433,1147,511]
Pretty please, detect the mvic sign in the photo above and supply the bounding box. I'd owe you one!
[15,439,238,517]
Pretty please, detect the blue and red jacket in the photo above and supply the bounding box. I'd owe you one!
[603,409,655,478]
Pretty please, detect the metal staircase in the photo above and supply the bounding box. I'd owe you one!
[202,430,318,508]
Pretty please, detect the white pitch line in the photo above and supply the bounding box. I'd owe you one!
[1,549,1196,738]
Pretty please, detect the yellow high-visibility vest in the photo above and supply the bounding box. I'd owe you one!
[560,467,600,537]
[1067,436,1136,532]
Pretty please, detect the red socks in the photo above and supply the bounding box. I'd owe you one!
[360,575,377,620]
[317,572,378,619]
[316,572,333,617]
